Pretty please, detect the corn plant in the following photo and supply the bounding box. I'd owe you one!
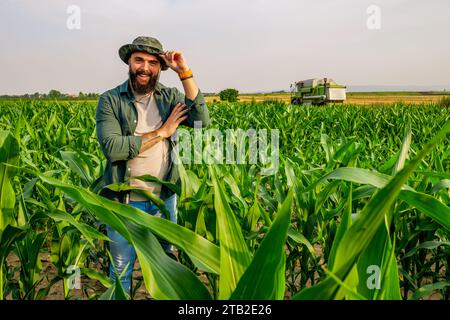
[0,99,449,299]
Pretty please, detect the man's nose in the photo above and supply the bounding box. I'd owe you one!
[143,62,152,72]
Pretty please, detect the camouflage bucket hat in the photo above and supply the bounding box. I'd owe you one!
[119,36,168,70]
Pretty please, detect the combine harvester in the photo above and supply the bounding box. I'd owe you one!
[290,78,346,105]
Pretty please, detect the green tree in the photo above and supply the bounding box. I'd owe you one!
[48,89,62,99]
[219,88,239,102]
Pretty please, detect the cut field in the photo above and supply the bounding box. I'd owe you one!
[205,92,449,105]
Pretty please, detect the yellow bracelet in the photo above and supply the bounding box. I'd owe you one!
[178,69,193,79]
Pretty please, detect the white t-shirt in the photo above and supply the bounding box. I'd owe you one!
[128,91,171,201]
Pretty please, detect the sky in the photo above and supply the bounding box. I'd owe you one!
[1,0,449,95]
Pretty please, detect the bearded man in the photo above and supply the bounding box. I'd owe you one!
[95,36,210,293]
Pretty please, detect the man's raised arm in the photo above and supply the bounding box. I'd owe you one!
[159,50,210,128]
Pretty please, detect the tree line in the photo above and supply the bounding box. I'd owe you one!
[0,90,100,100]
[1,88,244,102]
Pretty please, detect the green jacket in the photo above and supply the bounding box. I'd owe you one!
[95,80,210,203]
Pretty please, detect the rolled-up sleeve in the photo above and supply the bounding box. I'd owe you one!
[174,88,210,128]
[96,94,142,162]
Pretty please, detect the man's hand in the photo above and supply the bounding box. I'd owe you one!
[156,102,189,138]
[159,50,199,100]
[139,103,188,154]
[159,51,190,73]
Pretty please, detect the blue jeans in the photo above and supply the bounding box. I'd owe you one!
[106,193,177,294]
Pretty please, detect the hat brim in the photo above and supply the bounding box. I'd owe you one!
[119,44,168,70]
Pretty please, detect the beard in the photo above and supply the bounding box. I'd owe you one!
[129,67,159,95]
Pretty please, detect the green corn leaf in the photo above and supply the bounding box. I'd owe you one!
[231,190,293,300]
[403,241,450,258]
[302,167,450,231]
[47,209,110,246]
[37,174,214,299]
[294,120,450,300]
[211,166,252,300]
[0,131,20,231]
[328,184,353,271]
[133,174,181,196]
[287,228,316,257]
[412,282,450,300]
[431,179,450,193]
[399,191,450,232]
[60,150,93,186]
[0,225,28,300]
[38,174,220,275]
[304,167,415,193]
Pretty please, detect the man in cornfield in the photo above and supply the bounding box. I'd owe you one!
[95,36,210,294]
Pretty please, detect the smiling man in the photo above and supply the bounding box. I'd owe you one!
[95,36,210,294]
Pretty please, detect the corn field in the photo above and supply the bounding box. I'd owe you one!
[0,99,449,300]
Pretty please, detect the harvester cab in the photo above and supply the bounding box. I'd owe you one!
[290,78,346,105]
